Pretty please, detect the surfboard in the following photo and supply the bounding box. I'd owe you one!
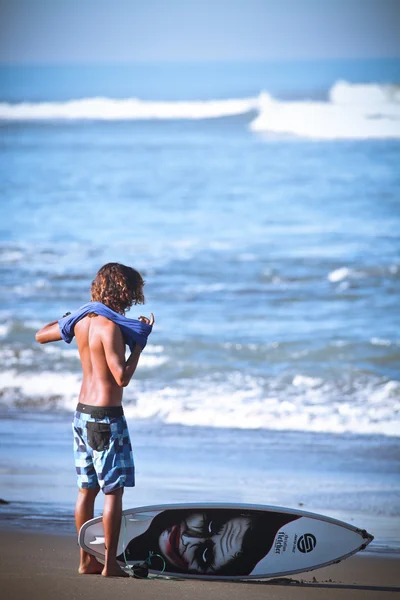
[79,503,373,580]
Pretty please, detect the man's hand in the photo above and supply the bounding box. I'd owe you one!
[138,313,155,326]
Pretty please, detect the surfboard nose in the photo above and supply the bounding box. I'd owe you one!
[359,529,374,549]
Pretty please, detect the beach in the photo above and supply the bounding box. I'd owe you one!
[0,413,399,598]
[1,528,399,600]
[1,412,399,598]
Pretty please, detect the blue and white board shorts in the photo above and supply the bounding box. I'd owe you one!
[72,402,135,494]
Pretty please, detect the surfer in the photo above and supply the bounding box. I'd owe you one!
[36,262,154,577]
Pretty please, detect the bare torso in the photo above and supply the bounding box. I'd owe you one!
[35,307,149,405]
[75,315,126,407]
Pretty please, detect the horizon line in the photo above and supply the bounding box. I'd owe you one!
[1,57,400,68]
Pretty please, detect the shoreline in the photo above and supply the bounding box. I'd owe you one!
[1,497,399,554]
[1,528,399,600]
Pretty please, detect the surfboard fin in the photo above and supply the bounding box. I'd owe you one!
[90,537,105,545]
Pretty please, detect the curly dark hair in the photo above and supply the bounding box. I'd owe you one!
[90,263,145,314]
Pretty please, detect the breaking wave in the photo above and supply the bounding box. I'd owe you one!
[0,81,399,139]
[250,81,400,139]
[1,367,399,437]
[0,96,256,121]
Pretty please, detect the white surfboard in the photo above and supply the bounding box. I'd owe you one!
[79,503,373,580]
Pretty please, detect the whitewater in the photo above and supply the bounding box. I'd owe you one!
[1,81,400,139]
[1,326,399,437]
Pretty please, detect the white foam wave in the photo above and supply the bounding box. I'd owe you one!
[370,337,393,347]
[328,267,353,282]
[0,249,25,262]
[0,323,11,339]
[1,369,399,437]
[327,263,398,283]
[0,348,37,367]
[1,82,399,138]
[138,354,168,368]
[39,343,166,368]
[42,345,80,359]
[330,81,400,105]
[250,82,400,139]
[0,96,256,121]
[292,375,323,388]
[0,370,81,405]
[121,376,400,436]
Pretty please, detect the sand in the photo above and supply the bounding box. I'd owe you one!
[0,528,399,600]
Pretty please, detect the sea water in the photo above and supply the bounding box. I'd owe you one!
[0,60,399,549]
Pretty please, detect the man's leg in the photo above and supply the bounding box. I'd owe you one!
[102,487,129,577]
[75,487,103,574]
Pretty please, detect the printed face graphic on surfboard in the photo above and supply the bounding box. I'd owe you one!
[117,508,301,576]
[158,512,252,573]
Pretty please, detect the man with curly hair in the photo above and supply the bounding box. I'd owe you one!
[36,263,154,577]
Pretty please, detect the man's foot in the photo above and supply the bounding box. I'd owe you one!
[78,555,104,575]
[101,563,130,578]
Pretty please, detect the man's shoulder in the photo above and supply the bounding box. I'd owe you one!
[90,316,123,342]
[76,314,119,334]
[90,315,119,329]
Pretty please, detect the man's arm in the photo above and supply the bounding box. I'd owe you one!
[35,320,62,344]
[101,323,142,388]
[121,344,142,387]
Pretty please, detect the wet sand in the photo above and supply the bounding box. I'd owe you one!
[0,529,399,600]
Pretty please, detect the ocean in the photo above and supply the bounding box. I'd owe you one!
[0,60,399,550]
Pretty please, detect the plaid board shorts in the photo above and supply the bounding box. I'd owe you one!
[72,402,135,494]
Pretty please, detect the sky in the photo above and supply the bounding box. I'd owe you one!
[0,0,399,64]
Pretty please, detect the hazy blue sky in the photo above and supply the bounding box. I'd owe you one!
[0,0,399,64]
